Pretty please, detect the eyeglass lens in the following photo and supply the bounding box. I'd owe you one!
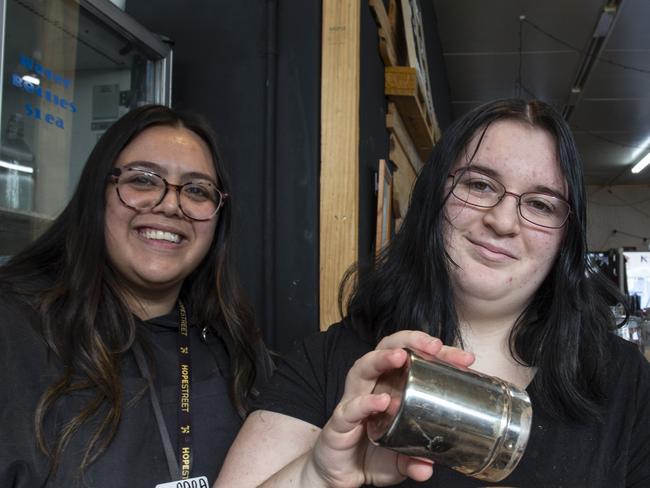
[451,169,570,228]
[116,169,222,220]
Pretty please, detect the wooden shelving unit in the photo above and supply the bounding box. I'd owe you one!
[318,0,441,330]
[370,0,440,156]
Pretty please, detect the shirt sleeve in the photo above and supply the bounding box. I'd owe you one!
[251,322,373,428]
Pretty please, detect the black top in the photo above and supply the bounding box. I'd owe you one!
[253,322,650,487]
[0,293,269,487]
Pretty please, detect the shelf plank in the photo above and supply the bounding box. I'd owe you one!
[385,66,435,161]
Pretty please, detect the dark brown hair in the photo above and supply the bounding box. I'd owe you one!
[0,105,259,475]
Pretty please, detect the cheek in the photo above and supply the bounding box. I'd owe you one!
[444,199,482,234]
[104,194,131,236]
[443,199,462,228]
[103,192,139,266]
[538,230,563,256]
[525,231,564,275]
[441,208,455,246]
[105,186,123,220]
[104,204,125,263]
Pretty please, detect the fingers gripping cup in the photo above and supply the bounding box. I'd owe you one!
[366,349,532,482]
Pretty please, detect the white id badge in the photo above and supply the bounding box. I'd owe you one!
[155,476,210,488]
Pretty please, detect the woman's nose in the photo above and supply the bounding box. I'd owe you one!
[482,193,521,235]
[153,185,184,217]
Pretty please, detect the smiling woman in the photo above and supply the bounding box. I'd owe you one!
[215,99,650,488]
[0,105,272,487]
[105,125,220,319]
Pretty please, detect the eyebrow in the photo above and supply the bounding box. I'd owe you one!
[468,163,568,201]
[122,160,218,186]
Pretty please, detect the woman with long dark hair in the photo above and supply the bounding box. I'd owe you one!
[0,105,272,487]
[216,98,650,487]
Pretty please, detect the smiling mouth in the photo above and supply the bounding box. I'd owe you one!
[469,238,517,260]
[139,228,182,243]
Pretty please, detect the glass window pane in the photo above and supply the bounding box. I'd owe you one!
[0,0,170,259]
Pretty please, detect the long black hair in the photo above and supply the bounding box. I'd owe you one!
[0,105,260,473]
[342,98,624,421]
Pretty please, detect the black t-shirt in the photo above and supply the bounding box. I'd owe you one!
[253,322,650,487]
[0,294,254,487]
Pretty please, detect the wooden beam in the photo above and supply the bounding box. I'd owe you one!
[386,102,424,173]
[320,0,360,330]
[400,0,419,70]
[375,159,393,254]
[368,0,398,66]
[389,134,417,232]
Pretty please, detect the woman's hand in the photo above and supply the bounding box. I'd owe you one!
[304,331,475,487]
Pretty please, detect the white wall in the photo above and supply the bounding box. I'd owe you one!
[587,184,650,252]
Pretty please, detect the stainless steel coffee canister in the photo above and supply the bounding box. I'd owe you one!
[366,349,532,482]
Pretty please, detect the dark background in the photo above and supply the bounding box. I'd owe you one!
[126,0,451,353]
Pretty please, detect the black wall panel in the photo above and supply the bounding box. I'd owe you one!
[126,1,320,353]
[271,2,321,351]
[422,0,453,131]
[359,4,390,267]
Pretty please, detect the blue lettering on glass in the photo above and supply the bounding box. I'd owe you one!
[24,103,64,129]
[19,53,72,89]
[12,54,78,129]
[11,75,76,113]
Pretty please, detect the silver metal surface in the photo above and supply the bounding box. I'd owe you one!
[367,349,532,482]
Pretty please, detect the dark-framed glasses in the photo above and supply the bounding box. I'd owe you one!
[110,167,227,221]
[448,167,571,229]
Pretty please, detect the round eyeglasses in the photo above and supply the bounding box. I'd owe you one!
[448,167,571,229]
[110,167,227,221]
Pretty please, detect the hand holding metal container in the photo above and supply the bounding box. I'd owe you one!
[366,349,532,482]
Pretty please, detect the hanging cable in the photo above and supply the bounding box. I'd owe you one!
[606,191,650,220]
[516,15,525,97]
[569,122,646,149]
[523,17,650,75]
[612,229,650,242]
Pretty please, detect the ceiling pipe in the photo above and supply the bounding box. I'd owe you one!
[561,0,623,121]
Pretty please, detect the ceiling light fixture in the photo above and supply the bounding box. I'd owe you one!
[0,160,34,174]
[631,151,650,174]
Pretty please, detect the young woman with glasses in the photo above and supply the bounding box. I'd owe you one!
[0,105,272,486]
[216,98,650,487]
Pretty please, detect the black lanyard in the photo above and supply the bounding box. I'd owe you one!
[133,301,194,481]
[177,301,193,479]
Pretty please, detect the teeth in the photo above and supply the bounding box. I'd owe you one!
[141,229,181,243]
